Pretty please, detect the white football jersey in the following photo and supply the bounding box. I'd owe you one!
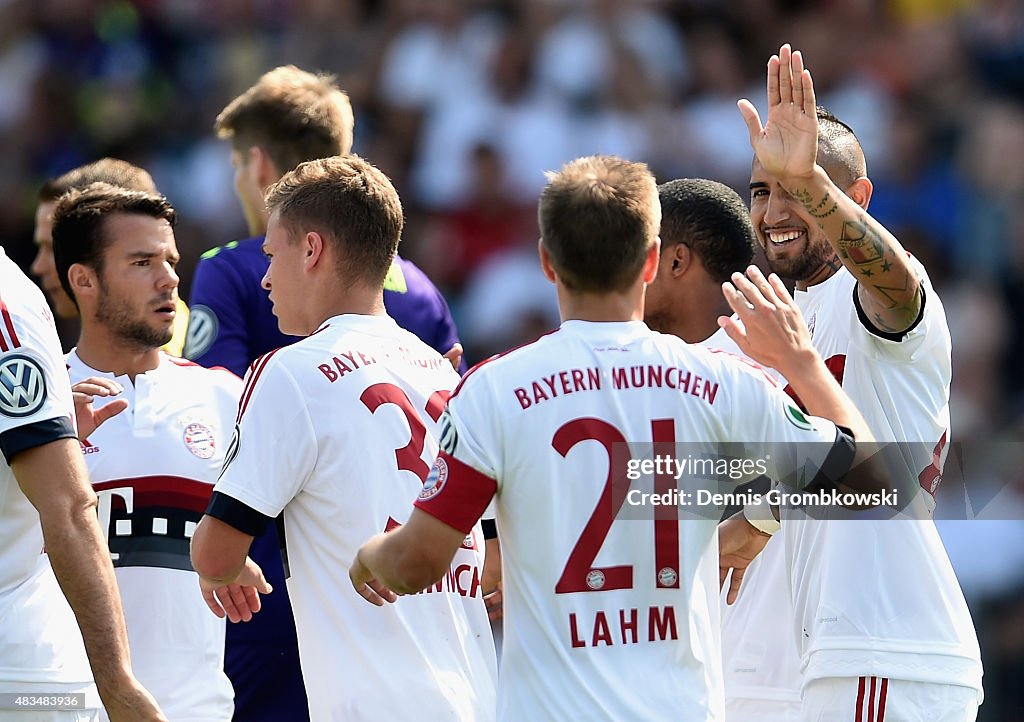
[67,350,239,721]
[213,314,496,722]
[414,320,850,722]
[701,330,804,720]
[0,248,96,702]
[786,264,982,696]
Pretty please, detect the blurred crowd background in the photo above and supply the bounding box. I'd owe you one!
[0,0,1021,716]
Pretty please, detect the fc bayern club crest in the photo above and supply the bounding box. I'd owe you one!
[183,422,216,459]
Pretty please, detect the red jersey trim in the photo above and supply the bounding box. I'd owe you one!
[414,451,497,535]
[236,348,282,422]
[450,328,560,401]
[0,295,21,351]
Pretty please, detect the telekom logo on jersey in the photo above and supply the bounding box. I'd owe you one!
[96,487,133,561]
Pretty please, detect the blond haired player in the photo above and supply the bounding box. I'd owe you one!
[190,156,496,721]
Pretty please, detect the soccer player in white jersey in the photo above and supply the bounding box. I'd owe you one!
[723,44,983,720]
[348,154,889,721]
[644,177,804,721]
[50,183,239,721]
[189,155,497,721]
[0,250,164,720]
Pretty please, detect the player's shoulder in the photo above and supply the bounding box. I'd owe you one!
[0,253,58,347]
[450,328,566,400]
[649,329,781,390]
[162,353,244,393]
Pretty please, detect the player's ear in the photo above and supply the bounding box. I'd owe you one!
[303,231,325,269]
[538,238,557,284]
[641,238,661,284]
[847,177,872,210]
[669,242,691,278]
[66,263,95,303]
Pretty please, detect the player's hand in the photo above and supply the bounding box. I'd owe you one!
[737,43,818,182]
[719,266,818,379]
[72,377,128,441]
[350,551,398,606]
[200,557,272,623]
[99,676,168,722]
[483,581,503,622]
[443,342,464,371]
[718,511,772,605]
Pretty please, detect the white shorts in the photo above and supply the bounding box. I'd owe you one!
[801,677,978,721]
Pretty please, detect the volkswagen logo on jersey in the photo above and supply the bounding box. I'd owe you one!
[183,422,216,459]
[183,305,218,360]
[419,457,449,501]
[0,354,46,417]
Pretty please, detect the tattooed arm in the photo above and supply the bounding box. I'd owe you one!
[788,167,922,333]
[739,44,922,334]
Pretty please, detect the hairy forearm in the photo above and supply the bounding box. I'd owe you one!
[43,503,135,688]
[784,166,922,331]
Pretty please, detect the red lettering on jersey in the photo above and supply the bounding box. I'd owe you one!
[785,354,846,411]
[569,613,587,648]
[592,611,613,646]
[620,608,638,644]
[513,367,602,410]
[648,605,677,642]
[333,356,353,377]
[318,364,338,382]
[567,606,678,648]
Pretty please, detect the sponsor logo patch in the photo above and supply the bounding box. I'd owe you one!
[784,402,813,431]
[419,457,448,501]
[0,354,46,417]
[183,305,218,360]
[438,409,458,455]
[183,422,216,459]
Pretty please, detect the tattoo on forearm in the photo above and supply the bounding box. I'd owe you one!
[838,221,886,265]
[793,187,839,219]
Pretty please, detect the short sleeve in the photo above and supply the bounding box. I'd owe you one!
[212,353,317,521]
[413,376,499,533]
[852,259,947,363]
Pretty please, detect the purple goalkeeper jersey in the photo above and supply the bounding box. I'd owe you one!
[184,235,464,376]
[185,236,464,722]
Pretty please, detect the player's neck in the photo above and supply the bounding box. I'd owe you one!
[309,288,387,332]
[674,302,730,344]
[557,286,644,324]
[75,326,161,382]
[795,258,840,291]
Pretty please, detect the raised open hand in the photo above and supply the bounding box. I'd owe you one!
[737,44,819,181]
